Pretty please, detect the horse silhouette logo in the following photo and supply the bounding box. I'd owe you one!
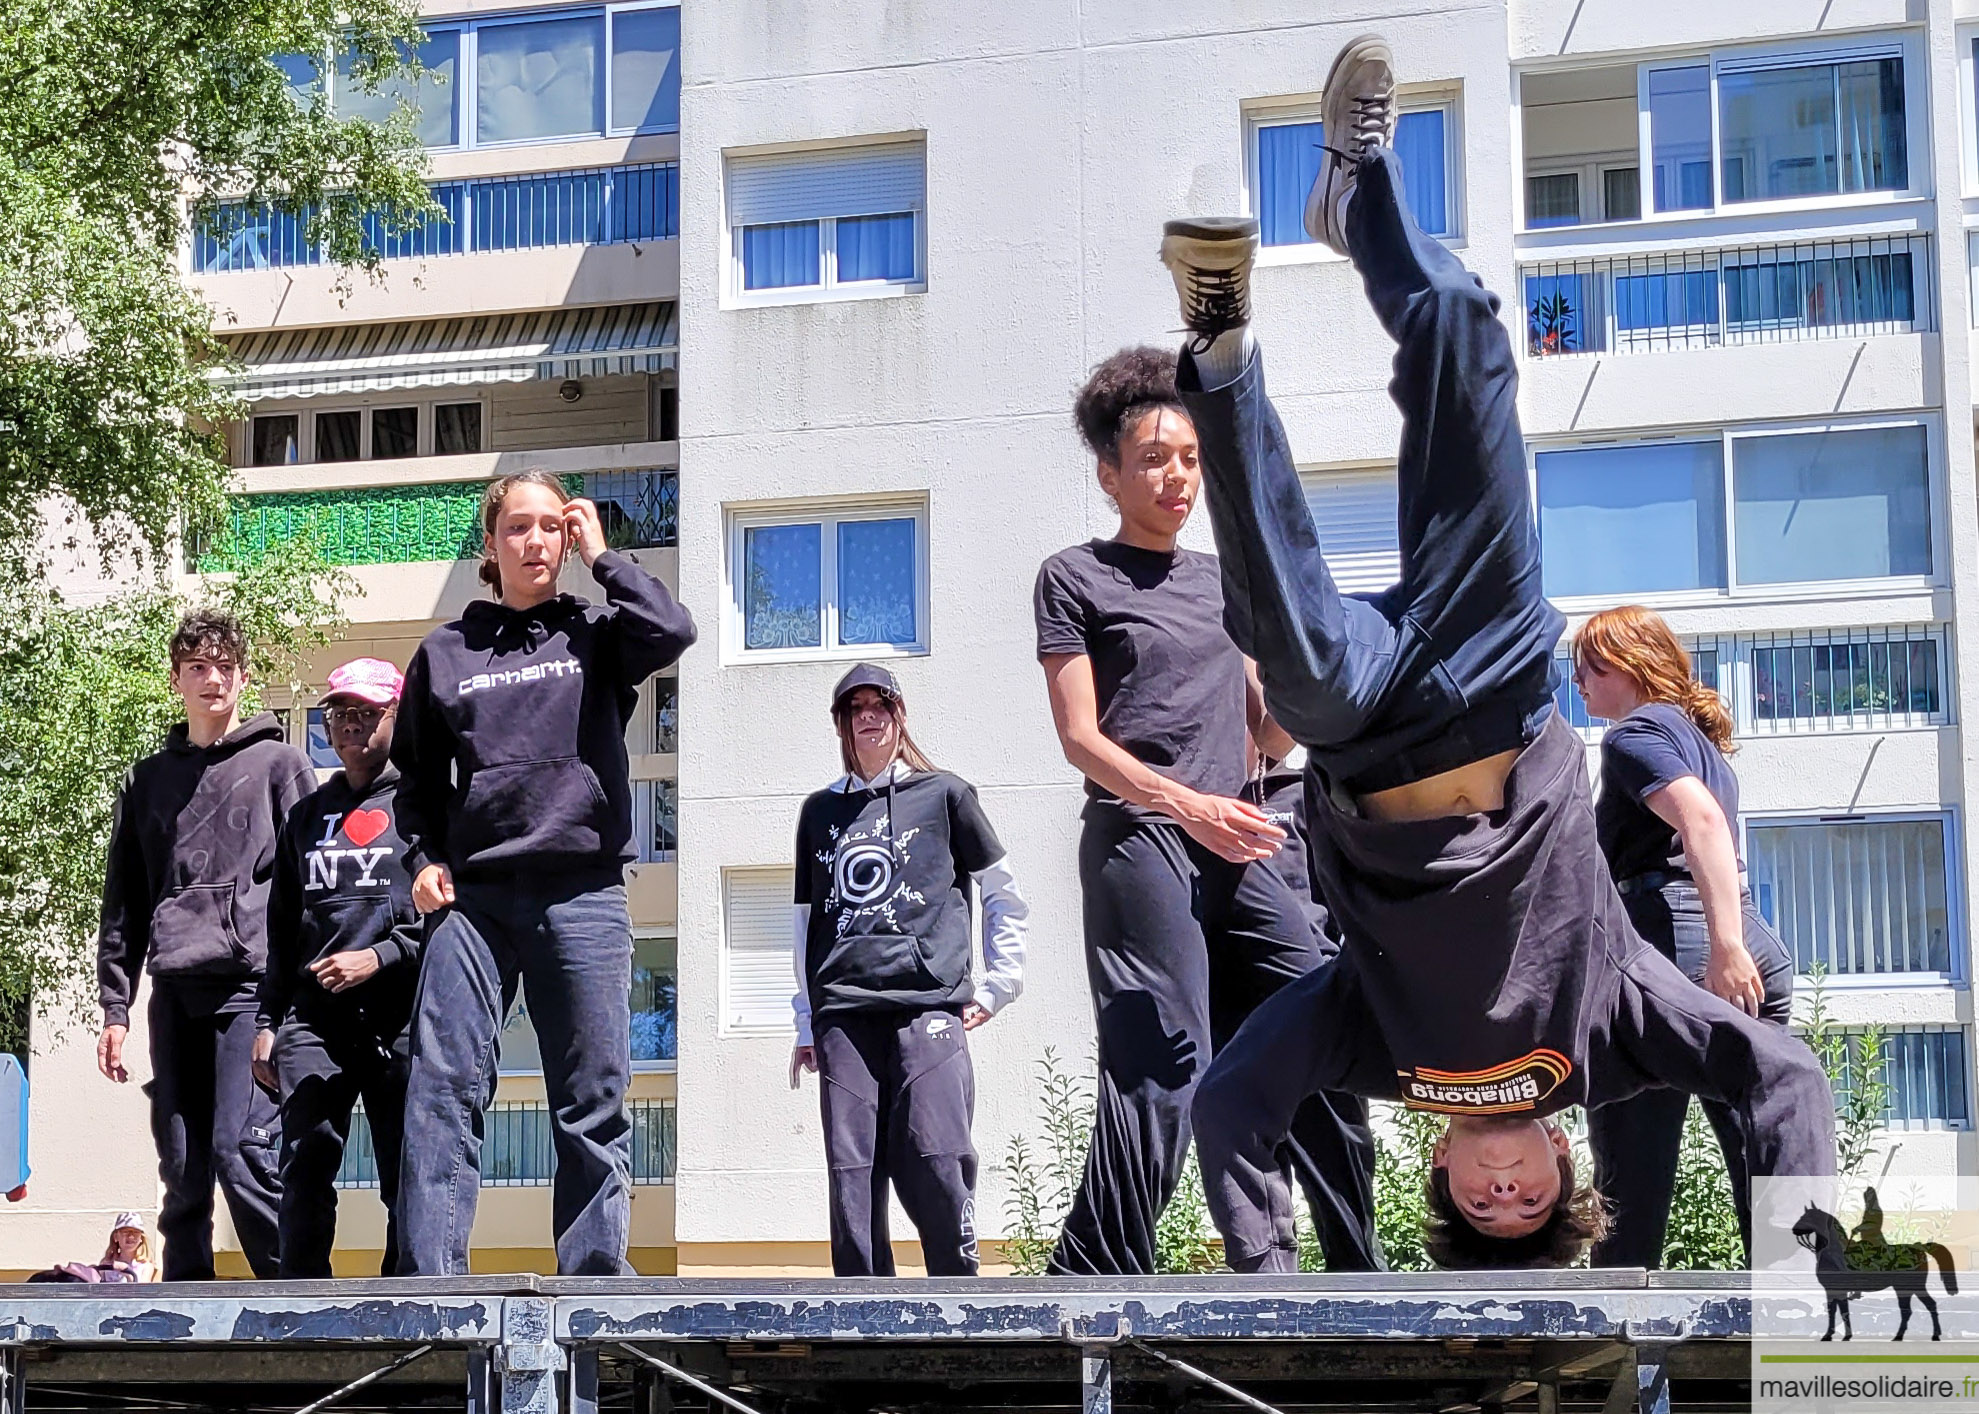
[1791,1188,1959,1341]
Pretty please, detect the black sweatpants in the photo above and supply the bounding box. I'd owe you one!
[147,978,282,1281]
[1048,809,1380,1276]
[273,1006,410,1278]
[817,1008,978,1276]
[1588,882,1796,1268]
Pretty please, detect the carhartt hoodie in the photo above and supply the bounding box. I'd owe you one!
[97,712,319,1026]
[392,551,696,882]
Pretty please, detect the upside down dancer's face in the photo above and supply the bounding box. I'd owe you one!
[494,483,570,602]
[1101,406,1201,543]
[1434,1116,1571,1239]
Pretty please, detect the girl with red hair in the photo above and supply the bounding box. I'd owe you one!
[1573,604,1799,1268]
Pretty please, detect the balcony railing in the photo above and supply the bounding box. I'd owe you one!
[336,1099,676,1188]
[194,162,679,274]
[190,469,678,571]
[1521,233,1932,357]
[1554,625,1948,736]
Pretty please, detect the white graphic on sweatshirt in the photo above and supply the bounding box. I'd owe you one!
[305,810,395,890]
[457,658,582,695]
[925,1015,953,1039]
[817,818,925,938]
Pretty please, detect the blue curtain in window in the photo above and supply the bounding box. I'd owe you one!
[837,212,916,282]
[837,519,917,645]
[1613,269,1717,332]
[742,220,821,290]
[1396,109,1447,237]
[742,523,822,647]
[1257,110,1447,246]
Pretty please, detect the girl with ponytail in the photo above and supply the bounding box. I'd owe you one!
[1572,604,1797,1270]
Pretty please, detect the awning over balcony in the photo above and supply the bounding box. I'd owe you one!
[218,301,677,401]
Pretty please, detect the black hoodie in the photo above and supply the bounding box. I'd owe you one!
[392,551,696,882]
[257,764,423,1046]
[97,712,319,1026]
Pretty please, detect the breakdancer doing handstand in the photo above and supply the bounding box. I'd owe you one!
[1161,35,1837,1268]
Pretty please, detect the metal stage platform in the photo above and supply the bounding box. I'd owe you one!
[0,1271,1757,1414]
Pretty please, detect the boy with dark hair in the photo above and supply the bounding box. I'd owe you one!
[97,608,316,1279]
[254,658,422,1277]
[1161,36,1836,1269]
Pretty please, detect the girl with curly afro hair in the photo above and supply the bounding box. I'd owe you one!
[1027,348,1380,1277]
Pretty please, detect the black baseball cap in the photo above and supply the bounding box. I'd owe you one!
[831,663,902,712]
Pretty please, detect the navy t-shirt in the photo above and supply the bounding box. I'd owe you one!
[1033,539,1247,815]
[1595,703,1743,884]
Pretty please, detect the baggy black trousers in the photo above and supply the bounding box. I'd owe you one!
[1588,882,1796,1268]
[273,1005,410,1278]
[147,978,282,1281]
[1047,810,1381,1276]
[1179,145,1836,1265]
[817,1008,979,1276]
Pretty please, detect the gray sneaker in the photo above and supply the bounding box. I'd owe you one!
[1158,217,1259,353]
[1303,35,1397,254]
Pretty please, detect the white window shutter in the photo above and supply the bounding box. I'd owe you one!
[728,142,925,226]
[1302,470,1401,595]
[723,868,795,1032]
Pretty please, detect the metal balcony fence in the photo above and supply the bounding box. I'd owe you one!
[1521,232,1932,357]
[1554,625,1947,736]
[194,162,679,273]
[336,1098,677,1188]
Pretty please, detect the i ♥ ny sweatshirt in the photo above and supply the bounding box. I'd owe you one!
[392,551,697,883]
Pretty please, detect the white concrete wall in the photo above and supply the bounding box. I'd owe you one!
[673,0,1518,1256]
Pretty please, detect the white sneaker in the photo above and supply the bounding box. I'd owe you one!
[1158,217,1258,353]
[1303,35,1397,254]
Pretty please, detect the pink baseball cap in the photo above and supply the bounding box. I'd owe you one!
[318,657,405,707]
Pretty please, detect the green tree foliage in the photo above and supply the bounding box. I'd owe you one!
[0,535,352,1030]
[0,0,438,566]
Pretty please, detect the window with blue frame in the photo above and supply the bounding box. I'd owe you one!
[278,2,679,150]
[1536,440,1729,599]
[728,141,925,296]
[1252,105,1455,247]
[732,503,927,657]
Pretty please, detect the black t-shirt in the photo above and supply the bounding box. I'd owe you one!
[1596,703,1743,884]
[1310,713,1625,1117]
[794,770,1004,1019]
[1034,539,1248,813]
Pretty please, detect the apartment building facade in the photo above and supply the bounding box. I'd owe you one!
[7,0,1979,1278]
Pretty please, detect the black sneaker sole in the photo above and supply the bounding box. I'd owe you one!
[1162,216,1259,242]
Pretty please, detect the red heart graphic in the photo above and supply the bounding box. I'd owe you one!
[342,808,390,848]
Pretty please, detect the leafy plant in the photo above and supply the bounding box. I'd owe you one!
[0,533,352,1033]
[0,0,441,579]
[1801,964,1894,1181]
[1660,1102,1745,1269]
[1000,1047,1218,1275]
[1528,290,1579,356]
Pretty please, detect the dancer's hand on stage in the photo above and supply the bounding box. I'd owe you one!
[413,863,456,913]
[310,947,381,992]
[96,1024,129,1083]
[962,1004,992,1031]
[251,1029,278,1093]
[789,1044,818,1088]
[1178,791,1285,863]
[1705,939,1764,1017]
[564,497,609,567]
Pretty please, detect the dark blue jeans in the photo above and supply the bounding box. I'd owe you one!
[1588,882,1796,1268]
[1178,145,1565,793]
[397,877,633,1276]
